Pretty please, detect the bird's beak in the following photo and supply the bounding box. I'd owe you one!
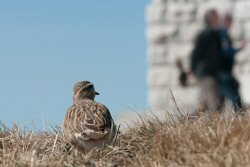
[95,91,100,95]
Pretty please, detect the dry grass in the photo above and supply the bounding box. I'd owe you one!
[1,108,250,167]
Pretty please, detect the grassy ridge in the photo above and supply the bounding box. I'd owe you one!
[1,109,250,167]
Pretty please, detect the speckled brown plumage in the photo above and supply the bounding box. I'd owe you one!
[63,81,117,153]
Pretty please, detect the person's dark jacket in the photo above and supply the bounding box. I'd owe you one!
[219,28,240,74]
[191,28,222,79]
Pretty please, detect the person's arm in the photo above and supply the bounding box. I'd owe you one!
[221,30,245,58]
[222,47,239,58]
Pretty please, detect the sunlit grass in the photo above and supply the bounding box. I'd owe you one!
[0,107,250,166]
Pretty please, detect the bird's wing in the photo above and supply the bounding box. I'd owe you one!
[64,103,115,141]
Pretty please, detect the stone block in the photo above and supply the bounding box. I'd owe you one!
[148,66,179,87]
[166,43,193,63]
[239,74,250,103]
[148,44,167,65]
[149,86,199,112]
[239,63,250,74]
[234,1,250,21]
[243,22,250,41]
[169,87,199,109]
[230,22,244,41]
[165,2,196,23]
[235,44,250,62]
[148,43,193,65]
[146,3,166,23]
[166,2,196,16]
[178,23,203,42]
[148,87,169,111]
[147,24,177,44]
[235,51,250,74]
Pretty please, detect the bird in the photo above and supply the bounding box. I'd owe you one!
[63,81,117,153]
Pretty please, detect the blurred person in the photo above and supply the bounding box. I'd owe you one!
[218,13,245,111]
[190,9,223,111]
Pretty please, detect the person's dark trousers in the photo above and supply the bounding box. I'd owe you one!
[218,72,243,111]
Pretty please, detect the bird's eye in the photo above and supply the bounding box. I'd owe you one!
[89,85,93,89]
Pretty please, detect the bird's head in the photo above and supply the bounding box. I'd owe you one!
[73,81,99,102]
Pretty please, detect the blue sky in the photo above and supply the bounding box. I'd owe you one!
[0,0,150,129]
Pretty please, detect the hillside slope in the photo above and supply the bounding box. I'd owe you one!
[0,109,250,166]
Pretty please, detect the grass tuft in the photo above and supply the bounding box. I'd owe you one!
[1,109,250,166]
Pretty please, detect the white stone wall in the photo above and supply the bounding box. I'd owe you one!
[147,0,250,111]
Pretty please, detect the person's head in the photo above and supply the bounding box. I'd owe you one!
[204,9,220,29]
[223,13,233,28]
